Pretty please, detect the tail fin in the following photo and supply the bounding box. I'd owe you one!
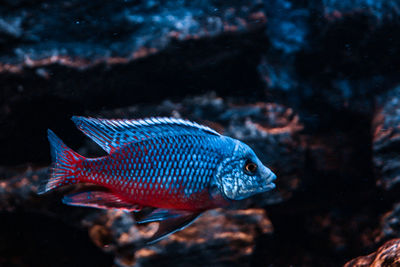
[38,129,83,194]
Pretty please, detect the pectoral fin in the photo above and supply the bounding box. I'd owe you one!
[62,191,141,212]
[145,211,202,245]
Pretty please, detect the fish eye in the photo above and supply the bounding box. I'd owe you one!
[244,161,257,175]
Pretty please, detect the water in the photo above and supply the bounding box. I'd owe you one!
[1,1,399,266]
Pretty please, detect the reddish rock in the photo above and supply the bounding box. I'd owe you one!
[0,1,266,67]
[373,86,400,190]
[375,203,400,245]
[83,208,273,267]
[344,239,400,267]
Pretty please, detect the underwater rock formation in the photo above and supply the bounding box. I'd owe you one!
[373,86,400,190]
[376,203,400,244]
[0,1,267,65]
[87,208,272,267]
[344,238,400,267]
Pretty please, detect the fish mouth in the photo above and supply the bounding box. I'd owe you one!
[259,181,276,192]
[261,182,276,191]
[222,171,277,200]
[235,182,275,200]
[260,172,277,191]
[266,171,277,183]
[235,174,277,200]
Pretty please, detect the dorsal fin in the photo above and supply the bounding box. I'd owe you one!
[71,116,220,153]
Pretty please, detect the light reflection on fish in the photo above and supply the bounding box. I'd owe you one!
[38,117,276,244]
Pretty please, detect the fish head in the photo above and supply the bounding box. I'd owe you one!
[215,138,276,200]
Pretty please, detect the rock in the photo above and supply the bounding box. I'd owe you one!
[376,203,400,245]
[0,0,266,65]
[323,0,400,19]
[84,208,272,267]
[373,86,400,190]
[260,1,400,121]
[344,238,400,267]
[346,85,400,263]
[264,0,309,54]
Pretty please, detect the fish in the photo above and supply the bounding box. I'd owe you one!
[38,116,276,244]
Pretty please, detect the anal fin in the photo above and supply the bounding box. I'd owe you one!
[62,191,141,212]
[145,211,202,245]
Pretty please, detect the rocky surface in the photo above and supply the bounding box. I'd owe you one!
[344,239,400,267]
[373,86,400,190]
[96,208,273,267]
[371,85,400,261]
[0,0,266,65]
[376,203,400,244]
[2,0,400,266]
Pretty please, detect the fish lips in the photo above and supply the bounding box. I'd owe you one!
[232,172,277,200]
[266,172,277,188]
[257,172,277,192]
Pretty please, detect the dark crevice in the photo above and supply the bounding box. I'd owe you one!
[0,211,113,267]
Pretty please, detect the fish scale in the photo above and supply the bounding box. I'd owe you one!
[74,134,223,210]
[39,116,276,244]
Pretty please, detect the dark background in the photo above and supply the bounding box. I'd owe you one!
[1,0,400,266]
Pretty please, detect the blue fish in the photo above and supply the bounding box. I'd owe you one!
[39,117,276,243]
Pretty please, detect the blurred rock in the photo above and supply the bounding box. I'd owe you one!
[261,1,400,122]
[373,86,400,190]
[323,0,400,19]
[376,203,400,244]
[84,208,272,267]
[344,238,400,267]
[264,0,309,54]
[0,0,266,65]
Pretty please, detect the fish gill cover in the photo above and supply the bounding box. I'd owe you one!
[1,0,400,266]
